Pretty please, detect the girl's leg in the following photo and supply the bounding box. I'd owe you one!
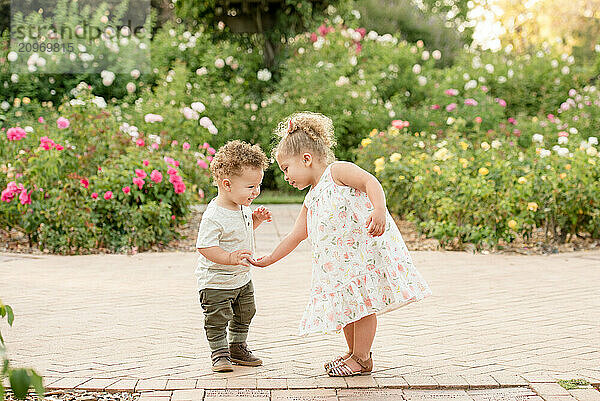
[343,321,355,355]
[346,313,377,371]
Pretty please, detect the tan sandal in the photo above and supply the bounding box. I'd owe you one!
[327,353,373,377]
[323,352,351,371]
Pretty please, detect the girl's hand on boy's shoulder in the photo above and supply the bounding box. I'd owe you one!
[253,205,272,222]
[249,254,274,268]
[366,208,386,237]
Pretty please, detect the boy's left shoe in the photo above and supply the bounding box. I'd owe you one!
[229,342,263,366]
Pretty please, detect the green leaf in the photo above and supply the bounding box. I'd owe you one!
[9,369,30,400]
[30,371,44,396]
[5,306,13,327]
[0,331,4,346]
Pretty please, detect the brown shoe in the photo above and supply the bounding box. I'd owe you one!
[211,349,234,372]
[327,353,373,377]
[324,352,351,372]
[229,342,262,366]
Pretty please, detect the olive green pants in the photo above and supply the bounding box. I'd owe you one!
[199,280,256,352]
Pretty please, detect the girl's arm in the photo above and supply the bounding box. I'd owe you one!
[251,205,308,267]
[330,161,387,237]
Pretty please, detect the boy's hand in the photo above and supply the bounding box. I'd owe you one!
[252,205,272,223]
[228,249,253,267]
[366,208,386,237]
[249,254,274,268]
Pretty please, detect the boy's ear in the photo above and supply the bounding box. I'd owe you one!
[222,178,232,191]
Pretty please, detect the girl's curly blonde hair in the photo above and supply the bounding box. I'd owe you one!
[272,111,337,164]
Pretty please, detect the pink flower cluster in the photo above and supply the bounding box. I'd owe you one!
[6,127,27,141]
[1,181,31,205]
[168,167,186,194]
[57,117,70,129]
[40,136,64,150]
[464,98,478,106]
[495,98,507,107]
[391,120,410,129]
[445,88,459,96]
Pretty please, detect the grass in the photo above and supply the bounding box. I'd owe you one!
[558,379,590,390]
[253,189,306,204]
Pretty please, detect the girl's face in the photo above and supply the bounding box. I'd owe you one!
[276,152,314,190]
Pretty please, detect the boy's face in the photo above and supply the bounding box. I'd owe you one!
[276,152,313,190]
[221,167,263,206]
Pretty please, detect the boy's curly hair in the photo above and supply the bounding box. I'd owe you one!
[272,111,337,164]
[209,140,269,184]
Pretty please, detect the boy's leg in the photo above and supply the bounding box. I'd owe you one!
[199,288,235,371]
[228,281,262,366]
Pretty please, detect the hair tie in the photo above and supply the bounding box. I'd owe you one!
[287,119,293,134]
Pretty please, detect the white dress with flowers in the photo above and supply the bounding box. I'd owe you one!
[298,162,432,336]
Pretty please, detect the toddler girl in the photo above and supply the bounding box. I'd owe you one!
[251,112,432,376]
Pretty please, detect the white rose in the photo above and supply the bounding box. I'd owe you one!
[215,58,225,68]
[191,101,205,113]
[588,136,598,145]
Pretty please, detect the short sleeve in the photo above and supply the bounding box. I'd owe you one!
[195,216,222,249]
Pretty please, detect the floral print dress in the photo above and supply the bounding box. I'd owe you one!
[298,162,432,336]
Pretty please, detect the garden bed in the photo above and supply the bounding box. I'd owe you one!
[2,206,597,256]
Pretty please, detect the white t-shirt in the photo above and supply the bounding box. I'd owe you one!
[195,197,255,290]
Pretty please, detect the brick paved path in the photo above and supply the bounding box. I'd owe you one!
[1,205,599,399]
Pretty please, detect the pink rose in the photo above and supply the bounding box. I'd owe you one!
[151,143,159,150]
[183,142,190,150]
[445,88,459,96]
[310,32,318,42]
[143,160,149,166]
[133,177,144,189]
[19,189,31,205]
[474,117,482,123]
[445,103,457,112]
[197,160,208,169]
[38,117,45,123]
[122,186,131,194]
[167,167,178,175]
[430,104,440,110]
[208,147,216,155]
[207,156,213,162]
[91,192,98,199]
[202,142,210,149]
[495,98,507,107]
[464,98,478,106]
[135,169,147,179]
[57,117,70,129]
[80,179,89,188]
[172,140,178,146]
[136,138,145,147]
[150,169,163,183]
[104,191,113,200]
[6,127,27,141]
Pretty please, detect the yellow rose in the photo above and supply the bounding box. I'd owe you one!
[390,128,399,137]
[361,138,372,147]
[517,177,527,184]
[433,165,441,175]
[369,129,378,137]
[22,97,31,105]
[565,164,571,170]
[527,202,538,212]
[478,167,489,176]
[374,157,385,173]
[390,153,402,162]
[559,172,567,179]
[480,141,490,151]
[399,175,405,180]
[459,141,469,151]
[532,116,538,123]
[508,220,517,230]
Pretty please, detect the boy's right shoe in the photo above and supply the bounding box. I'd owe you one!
[211,349,234,372]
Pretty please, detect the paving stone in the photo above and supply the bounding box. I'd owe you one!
[75,378,119,390]
[337,387,404,400]
[171,389,205,401]
[461,374,499,389]
[433,375,469,388]
[271,389,338,401]
[530,383,572,397]
[490,374,529,387]
[374,377,409,388]
[227,378,258,389]
[541,397,576,401]
[196,378,228,389]
[568,389,600,401]
[467,387,540,401]
[315,377,347,388]
[256,378,288,389]
[46,377,91,389]
[205,389,270,400]
[105,379,139,392]
[286,378,319,389]
[522,374,558,383]
[136,379,168,391]
[344,375,377,388]
[403,375,439,389]
[166,379,197,390]
[138,392,172,401]
[403,389,471,400]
